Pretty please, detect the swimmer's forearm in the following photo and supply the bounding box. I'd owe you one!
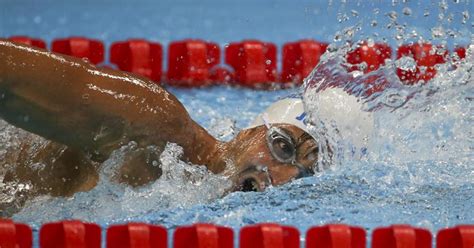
[0,40,193,161]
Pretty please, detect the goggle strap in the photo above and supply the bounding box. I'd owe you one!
[261,113,272,129]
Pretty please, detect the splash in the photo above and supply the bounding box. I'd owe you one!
[303,40,473,187]
[10,141,231,225]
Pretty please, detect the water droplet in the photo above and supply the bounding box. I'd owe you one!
[462,11,469,24]
[447,13,454,23]
[438,13,445,21]
[447,30,457,38]
[367,39,375,47]
[371,20,378,27]
[431,26,445,38]
[82,94,90,100]
[424,9,430,17]
[396,56,417,72]
[351,10,359,17]
[265,60,272,65]
[402,7,412,16]
[337,13,349,23]
[439,0,448,12]
[23,115,30,122]
[387,11,398,21]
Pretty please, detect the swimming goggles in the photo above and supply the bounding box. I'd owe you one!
[265,126,315,178]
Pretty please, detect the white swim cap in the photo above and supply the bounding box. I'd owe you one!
[248,97,308,132]
[307,87,374,149]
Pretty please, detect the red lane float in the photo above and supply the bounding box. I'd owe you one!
[344,42,393,96]
[2,219,474,247]
[240,223,300,248]
[306,224,366,248]
[209,66,235,84]
[0,219,32,248]
[281,39,328,83]
[396,43,447,84]
[9,36,47,49]
[167,39,220,86]
[110,39,163,82]
[107,223,167,248]
[174,223,234,248]
[454,47,466,60]
[40,220,101,248]
[347,42,392,73]
[437,225,474,248]
[52,37,105,64]
[372,225,431,248]
[225,40,277,86]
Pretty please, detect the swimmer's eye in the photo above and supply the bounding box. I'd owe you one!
[266,128,296,163]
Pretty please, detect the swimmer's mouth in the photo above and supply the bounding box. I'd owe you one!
[232,165,272,192]
[237,177,262,192]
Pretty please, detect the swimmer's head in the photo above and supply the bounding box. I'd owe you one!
[224,98,319,192]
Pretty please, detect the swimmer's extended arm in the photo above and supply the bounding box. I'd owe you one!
[0,40,218,164]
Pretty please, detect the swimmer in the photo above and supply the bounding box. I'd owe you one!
[0,40,318,213]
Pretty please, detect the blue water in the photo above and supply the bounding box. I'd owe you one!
[1,0,471,55]
[0,0,473,245]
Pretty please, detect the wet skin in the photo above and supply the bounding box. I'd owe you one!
[0,40,318,202]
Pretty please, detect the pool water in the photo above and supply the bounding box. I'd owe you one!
[0,0,472,244]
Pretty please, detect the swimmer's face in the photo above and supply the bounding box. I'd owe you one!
[226,124,318,192]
